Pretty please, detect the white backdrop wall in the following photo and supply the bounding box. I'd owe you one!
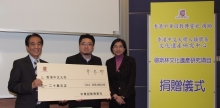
[0,0,119,36]
[0,32,116,98]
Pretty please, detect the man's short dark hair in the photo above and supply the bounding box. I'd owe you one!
[110,38,127,55]
[25,33,43,46]
[79,34,95,45]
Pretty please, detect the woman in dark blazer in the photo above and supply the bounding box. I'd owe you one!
[106,38,136,108]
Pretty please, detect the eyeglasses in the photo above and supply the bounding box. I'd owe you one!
[113,45,124,49]
[80,43,93,47]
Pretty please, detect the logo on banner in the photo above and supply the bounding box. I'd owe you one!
[175,9,189,19]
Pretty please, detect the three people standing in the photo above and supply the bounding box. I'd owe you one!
[8,33,136,108]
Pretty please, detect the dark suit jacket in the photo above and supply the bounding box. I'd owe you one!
[66,53,102,108]
[106,55,136,99]
[8,55,49,108]
[66,53,102,65]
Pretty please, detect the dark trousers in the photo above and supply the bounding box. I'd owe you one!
[36,102,49,108]
[109,94,135,108]
[68,100,101,108]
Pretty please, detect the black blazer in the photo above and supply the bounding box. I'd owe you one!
[106,55,136,99]
[66,53,102,65]
[8,55,49,108]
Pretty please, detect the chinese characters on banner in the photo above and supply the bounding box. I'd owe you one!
[149,1,215,108]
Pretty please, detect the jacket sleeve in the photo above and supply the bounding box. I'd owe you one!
[106,60,116,96]
[66,57,71,64]
[121,57,136,98]
[8,60,33,95]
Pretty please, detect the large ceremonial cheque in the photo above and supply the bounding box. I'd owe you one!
[37,63,110,101]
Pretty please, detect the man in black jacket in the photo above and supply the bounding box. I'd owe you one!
[66,34,102,108]
[8,33,49,108]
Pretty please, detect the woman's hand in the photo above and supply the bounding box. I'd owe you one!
[113,94,125,105]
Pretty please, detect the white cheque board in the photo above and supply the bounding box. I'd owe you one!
[37,63,110,101]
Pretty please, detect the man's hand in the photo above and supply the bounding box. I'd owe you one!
[76,99,83,102]
[59,100,67,103]
[32,79,43,89]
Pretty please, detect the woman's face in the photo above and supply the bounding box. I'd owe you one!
[112,41,125,56]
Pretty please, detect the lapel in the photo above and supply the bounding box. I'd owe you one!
[109,55,128,73]
[108,55,128,78]
[24,55,36,80]
[39,59,46,63]
[110,57,116,73]
[118,55,128,71]
[77,53,85,64]
[108,57,118,78]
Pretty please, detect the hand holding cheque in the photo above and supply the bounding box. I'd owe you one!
[37,63,110,101]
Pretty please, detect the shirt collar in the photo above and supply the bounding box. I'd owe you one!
[29,55,40,67]
[80,53,92,62]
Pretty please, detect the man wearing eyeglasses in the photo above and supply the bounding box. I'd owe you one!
[65,34,102,108]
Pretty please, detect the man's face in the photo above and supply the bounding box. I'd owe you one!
[79,38,94,55]
[26,36,43,59]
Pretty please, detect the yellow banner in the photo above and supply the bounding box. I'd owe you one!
[149,1,215,108]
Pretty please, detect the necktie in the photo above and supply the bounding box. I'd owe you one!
[34,60,38,75]
[34,60,41,104]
